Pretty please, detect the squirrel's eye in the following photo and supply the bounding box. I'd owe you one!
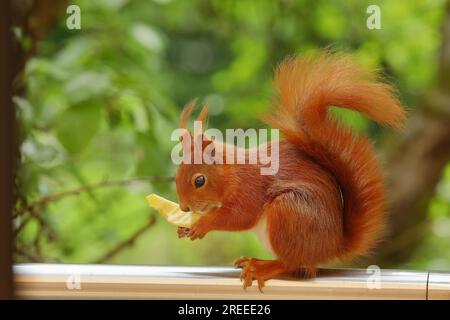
[194,175,206,189]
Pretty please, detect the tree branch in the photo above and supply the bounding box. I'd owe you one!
[13,176,170,263]
[13,176,175,219]
[94,216,157,264]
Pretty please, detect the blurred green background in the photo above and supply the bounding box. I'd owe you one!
[13,0,450,270]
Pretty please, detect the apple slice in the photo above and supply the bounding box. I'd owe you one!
[146,193,200,228]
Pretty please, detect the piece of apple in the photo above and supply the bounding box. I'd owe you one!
[146,193,200,228]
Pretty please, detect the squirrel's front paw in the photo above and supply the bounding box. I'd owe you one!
[188,222,209,240]
[177,226,190,238]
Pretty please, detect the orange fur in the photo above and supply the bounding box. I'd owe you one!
[175,52,405,289]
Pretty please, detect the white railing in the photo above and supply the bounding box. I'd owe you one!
[13,263,450,299]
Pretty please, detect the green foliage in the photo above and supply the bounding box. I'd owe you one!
[55,102,102,154]
[16,0,450,268]
[411,164,450,270]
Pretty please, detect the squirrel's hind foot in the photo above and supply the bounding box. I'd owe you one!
[234,257,285,292]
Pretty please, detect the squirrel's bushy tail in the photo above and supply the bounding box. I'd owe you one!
[264,52,405,261]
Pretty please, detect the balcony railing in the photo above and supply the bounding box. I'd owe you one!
[13,263,450,299]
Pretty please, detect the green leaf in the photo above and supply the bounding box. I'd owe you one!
[55,103,102,154]
[131,23,164,52]
[64,72,111,104]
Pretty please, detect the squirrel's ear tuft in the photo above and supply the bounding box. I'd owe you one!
[179,98,198,129]
[197,102,210,130]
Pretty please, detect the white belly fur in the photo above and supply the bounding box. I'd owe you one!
[251,214,275,257]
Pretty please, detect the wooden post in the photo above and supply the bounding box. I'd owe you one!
[0,0,15,300]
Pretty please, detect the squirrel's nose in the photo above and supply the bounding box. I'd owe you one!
[180,204,190,212]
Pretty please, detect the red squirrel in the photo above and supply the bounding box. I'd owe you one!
[175,52,405,290]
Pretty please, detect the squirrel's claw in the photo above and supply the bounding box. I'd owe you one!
[242,269,253,290]
[187,223,207,240]
[234,256,248,268]
[177,227,190,238]
[177,225,206,240]
[234,257,263,291]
